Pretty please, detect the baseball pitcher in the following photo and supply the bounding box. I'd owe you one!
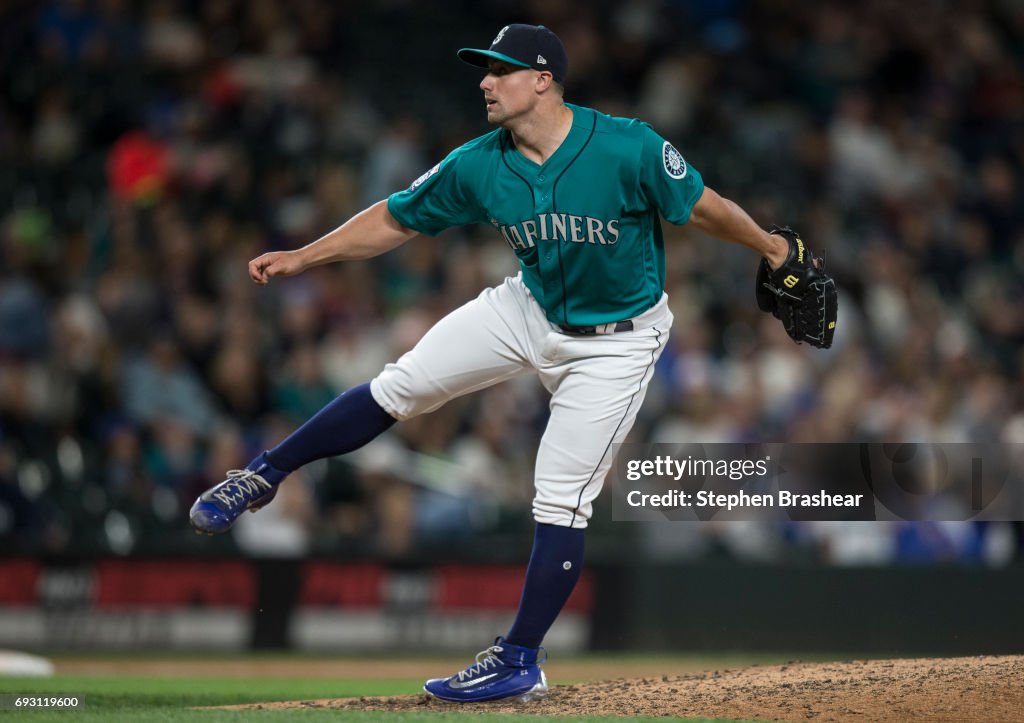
[190,24,837,703]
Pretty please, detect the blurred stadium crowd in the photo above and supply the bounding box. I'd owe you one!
[1,0,1022,563]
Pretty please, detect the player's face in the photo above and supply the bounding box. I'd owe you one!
[480,61,542,125]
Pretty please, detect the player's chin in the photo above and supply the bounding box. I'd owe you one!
[486,110,512,127]
[485,103,506,122]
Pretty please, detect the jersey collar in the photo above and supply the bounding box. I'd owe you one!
[503,104,594,173]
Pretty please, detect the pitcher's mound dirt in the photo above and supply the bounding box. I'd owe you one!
[217,655,1023,722]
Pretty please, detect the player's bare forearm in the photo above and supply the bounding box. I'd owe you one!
[248,200,418,284]
[298,200,417,266]
[689,187,787,270]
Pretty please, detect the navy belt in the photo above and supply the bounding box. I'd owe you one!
[558,320,634,335]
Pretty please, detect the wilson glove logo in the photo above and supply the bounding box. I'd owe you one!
[783,275,799,288]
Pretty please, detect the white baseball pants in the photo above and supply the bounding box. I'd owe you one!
[371,273,671,528]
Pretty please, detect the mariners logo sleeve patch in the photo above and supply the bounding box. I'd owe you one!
[662,141,687,179]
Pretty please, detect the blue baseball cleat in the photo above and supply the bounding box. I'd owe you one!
[189,452,287,535]
[424,637,548,703]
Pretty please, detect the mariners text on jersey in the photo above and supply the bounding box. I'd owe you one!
[387,104,704,327]
[498,214,620,249]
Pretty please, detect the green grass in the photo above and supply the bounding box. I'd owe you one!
[0,674,764,722]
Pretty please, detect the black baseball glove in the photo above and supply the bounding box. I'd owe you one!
[756,225,837,349]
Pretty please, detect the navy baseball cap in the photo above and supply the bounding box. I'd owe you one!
[458,24,568,84]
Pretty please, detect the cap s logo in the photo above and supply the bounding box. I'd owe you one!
[410,163,440,191]
[492,26,509,46]
[662,141,687,180]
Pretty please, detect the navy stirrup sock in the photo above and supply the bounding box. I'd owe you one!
[505,522,585,650]
[263,382,397,473]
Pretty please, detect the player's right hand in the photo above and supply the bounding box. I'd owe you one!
[248,251,306,284]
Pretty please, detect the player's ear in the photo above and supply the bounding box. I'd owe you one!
[535,71,554,93]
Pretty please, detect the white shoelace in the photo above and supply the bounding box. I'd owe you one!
[456,645,504,681]
[212,470,272,507]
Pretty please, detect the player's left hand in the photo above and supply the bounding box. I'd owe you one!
[755,225,837,349]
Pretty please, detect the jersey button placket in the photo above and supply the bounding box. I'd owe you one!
[536,173,552,259]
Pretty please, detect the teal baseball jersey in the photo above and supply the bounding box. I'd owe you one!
[387,103,704,326]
